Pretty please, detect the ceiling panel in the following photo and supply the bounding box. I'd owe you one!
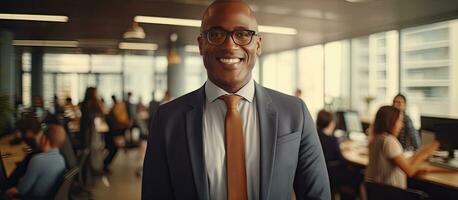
[0,0,457,54]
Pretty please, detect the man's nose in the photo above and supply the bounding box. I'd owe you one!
[221,35,239,49]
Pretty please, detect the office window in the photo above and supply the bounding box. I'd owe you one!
[261,54,276,90]
[97,74,123,107]
[184,55,205,93]
[22,73,31,107]
[22,53,32,107]
[368,31,399,114]
[124,55,155,104]
[401,20,458,116]
[252,61,260,83]
[91,55,122,73]
[22,52,31,72]
[351,36,370,114]
[43,54,90,73]
[55,74,79,105]
[154,56,168,101]
[43,73,54,109]
[324,40,350,110]
[261,50,296,95]
[298,45,324,119]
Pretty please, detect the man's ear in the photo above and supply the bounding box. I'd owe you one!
[256,36,262,56]
[197,36,204,55]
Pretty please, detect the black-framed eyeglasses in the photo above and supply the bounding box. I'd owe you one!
[201,28,259,46]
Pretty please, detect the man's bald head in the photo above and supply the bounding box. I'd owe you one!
[45,124,66,148]
[201,0,258,32]
[198,0,262,93]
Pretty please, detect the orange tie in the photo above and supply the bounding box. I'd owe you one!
[220,95,248,200]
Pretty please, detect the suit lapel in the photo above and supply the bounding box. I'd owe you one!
[185,86,210,200]
[255,83,278,200]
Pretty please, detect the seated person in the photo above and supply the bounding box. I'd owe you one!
[0,117,42,191]
[392,94,421,151]
[317,110,342,163]
[3,124,67,199]
[365,106,439,189]
[316,110,362,200]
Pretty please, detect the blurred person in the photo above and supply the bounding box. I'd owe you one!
[100,97,109,114]
[365,106,439,189]
[148,91,160,131]
[137,97,148,119]
[160,90,172,105]
[316,110,362,200]
[63,97,78,119]
[125,92,135,124]
[79,87,105,184]
[63,97,80,133]
[142,1,330,199]
[104,95,129,173]
[80,87,104,149]
[125,92,140,146]
[52,95,63,115]
[136,97,149,136]
[1,117,42,191]
[392,94,421,151]
[3,124,66,199]
[137,92,161,177]
[148,92,160,116]
[32,96,45,121]
[294,88,302,98]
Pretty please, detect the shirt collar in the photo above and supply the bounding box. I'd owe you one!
[47,148,60,154]
[205,79,255,103]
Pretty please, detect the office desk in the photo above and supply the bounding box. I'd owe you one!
[0,134,27,178]
[340,139,458,190]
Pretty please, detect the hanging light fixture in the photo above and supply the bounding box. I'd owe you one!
[123,21,145,39]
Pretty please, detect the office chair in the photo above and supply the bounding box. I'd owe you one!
[54,167,80,200]
[365,181,428,200]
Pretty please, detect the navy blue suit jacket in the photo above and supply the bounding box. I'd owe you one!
[142,83,330,200]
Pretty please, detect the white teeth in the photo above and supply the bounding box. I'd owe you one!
[219,58,241,64]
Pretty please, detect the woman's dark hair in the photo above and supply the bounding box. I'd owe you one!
[393,93,407,103]
[83,87,97,103]
[316,110,334,131]
[373,106,401,135]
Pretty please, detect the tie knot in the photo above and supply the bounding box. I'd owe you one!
[219,95,242,110]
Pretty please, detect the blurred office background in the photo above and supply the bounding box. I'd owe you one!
[1,0,458,200]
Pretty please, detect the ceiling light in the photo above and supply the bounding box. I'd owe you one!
[134,15,297,35]
[13,40,78,47]
[0,13,68,22]
[123,22,145,39]
[184,45,200,53]
[118,42,158,50]
[134,16,201,27]
[258,25,297,35]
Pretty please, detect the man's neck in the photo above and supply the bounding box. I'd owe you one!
[210,79,251,94]
[41,145,52,153]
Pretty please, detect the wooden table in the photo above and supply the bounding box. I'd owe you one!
[340,139,458,190]
[0,133,27,178]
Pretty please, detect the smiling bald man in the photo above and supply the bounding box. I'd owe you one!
[142,1,331,200]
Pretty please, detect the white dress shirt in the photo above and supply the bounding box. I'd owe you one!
[203,79,260,200]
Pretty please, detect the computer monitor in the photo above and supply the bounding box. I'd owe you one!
[335,111,363,133]
[421,116,458,159]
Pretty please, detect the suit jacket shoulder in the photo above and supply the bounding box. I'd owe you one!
[257,85,305,132]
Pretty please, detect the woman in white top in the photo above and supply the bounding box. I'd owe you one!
[365,106,439,189]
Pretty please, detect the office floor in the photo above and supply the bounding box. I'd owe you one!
[91,149,142,200]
